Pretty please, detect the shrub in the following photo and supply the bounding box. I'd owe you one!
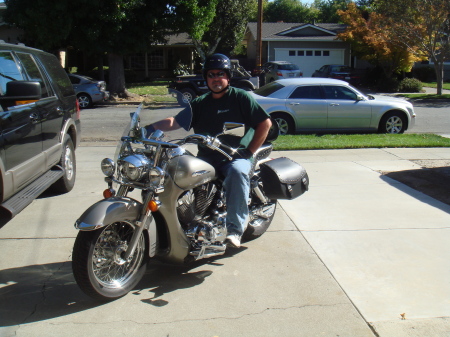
[398,78,423,93]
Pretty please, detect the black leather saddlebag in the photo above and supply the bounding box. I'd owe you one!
[259,157,309,200]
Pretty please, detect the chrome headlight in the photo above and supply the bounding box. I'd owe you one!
[149,167,165,186]
[101,158,115,177]
[118,154,150,181]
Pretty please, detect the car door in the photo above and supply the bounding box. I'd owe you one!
[15,52,63,168]
[323,85,372,129]
[0,51,44,191]
[286,85,327,129]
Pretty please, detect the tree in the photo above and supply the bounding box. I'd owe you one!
[264,0,317,23]
[177,0,257,61]
[4,0,177,97]
[375,0,450,94]
[337,2,422,81]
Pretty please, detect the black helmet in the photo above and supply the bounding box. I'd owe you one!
[202,53,232,79]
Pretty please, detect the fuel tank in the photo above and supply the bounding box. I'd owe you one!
[167,155,216,190]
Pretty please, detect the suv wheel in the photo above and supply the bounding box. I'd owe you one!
[51,135,76,193]
[77,93,92,109]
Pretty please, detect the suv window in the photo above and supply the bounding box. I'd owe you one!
[0,51,23,95]
[16,52,53,98]
[38,53,74,97]
[290,86,322,99]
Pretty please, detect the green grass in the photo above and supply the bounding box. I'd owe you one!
[127,82,168,95]
[273,133,450,150]
[423,82,450,90]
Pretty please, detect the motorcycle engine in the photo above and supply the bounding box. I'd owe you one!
[177,183,219,228]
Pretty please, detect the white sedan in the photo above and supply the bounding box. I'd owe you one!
[250,78,416,135]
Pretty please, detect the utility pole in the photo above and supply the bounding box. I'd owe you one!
[256,0,263,69]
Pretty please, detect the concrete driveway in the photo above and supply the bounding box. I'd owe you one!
[1,145,449,336]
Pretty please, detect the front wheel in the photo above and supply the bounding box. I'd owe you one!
[72,220,148,301]
[379,112,406,134]
[243,201,277,241]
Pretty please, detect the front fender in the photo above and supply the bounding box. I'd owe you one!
[75,197,142,231]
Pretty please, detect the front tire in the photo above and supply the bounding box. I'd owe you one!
[379,112,406,134]
[72,220,147,301]
[243,201,277,241]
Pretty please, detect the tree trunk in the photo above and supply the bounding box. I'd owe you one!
[107,53,131,97]
[433,61,444,95]
[97,55,105,81]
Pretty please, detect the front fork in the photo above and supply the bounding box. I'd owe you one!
[118,185,156,261]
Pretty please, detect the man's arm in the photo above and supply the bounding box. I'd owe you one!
[247,118,272,154]
[147,117,181,132]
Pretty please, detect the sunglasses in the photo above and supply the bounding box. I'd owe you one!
[207,71,226,79]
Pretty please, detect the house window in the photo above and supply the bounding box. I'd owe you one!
[315,51,321,56]
[306,51,313,56]
[130,54,146,69]
[148,50,164,69]
[323,51,330,56]
[297,51,304,56]
[289,50,296,56]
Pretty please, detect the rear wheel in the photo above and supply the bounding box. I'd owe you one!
[243,201,277,241]
[271,112,295,135]
[77,93,92,109]
[72,220,148,301]
[180,88,196,103]
[51,135,76,193]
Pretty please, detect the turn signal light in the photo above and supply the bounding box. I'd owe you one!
[147,200,159,212]
[103,188,115,199]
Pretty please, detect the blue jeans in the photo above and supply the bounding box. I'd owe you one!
[219,158,252,236]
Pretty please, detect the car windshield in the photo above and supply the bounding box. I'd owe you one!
[278,64,299,70]
[331,66,351,72]
[253,82,285,97]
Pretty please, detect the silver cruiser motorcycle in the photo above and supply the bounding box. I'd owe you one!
[72,89,309,301]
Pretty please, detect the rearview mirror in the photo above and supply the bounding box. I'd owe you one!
[223,122,245,137]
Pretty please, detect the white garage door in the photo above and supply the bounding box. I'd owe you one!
[274,48,345,77]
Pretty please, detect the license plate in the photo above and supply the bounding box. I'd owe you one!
[289,73,295,77]
[345,76,350,80]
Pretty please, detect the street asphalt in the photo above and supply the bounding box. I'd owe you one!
[0,145,449,336]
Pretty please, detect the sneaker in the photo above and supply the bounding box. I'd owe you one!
[226,234,241,248]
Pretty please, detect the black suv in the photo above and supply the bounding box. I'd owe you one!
[0,43,80,221]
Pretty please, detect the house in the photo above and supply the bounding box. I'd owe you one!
[244,22,357,77]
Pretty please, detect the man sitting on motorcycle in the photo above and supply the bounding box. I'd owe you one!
[147,53,272,248]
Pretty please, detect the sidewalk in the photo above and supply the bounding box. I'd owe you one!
[0,146,449,336]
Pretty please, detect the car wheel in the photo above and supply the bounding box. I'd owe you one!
[51,134,76,193]
[180,88,196,103]
[271,112,295,135]
[379,112,406,134]
[77,93,93,109]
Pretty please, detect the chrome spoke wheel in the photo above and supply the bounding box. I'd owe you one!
[92,222,144,289]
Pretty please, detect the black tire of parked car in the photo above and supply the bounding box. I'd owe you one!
[180,88,197,103]
[271,112,295,135]
[77,93,93,109]
[378,111,407,134]
[51,135,76,193]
